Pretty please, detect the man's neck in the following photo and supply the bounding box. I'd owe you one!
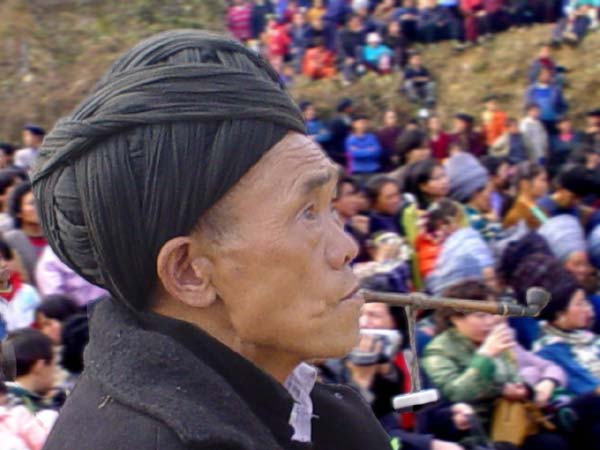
[152,299,302,384]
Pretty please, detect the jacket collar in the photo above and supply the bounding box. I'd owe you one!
[84,298,296,448]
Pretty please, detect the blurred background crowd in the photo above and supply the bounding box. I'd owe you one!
[0,1,599,449]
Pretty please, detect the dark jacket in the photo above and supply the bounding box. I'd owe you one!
[43,298,392,450]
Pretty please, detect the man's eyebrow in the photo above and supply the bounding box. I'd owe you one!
[298,168,337,195]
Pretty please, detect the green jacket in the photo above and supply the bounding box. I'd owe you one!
[422,329,519,424]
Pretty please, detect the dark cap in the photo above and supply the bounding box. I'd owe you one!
[23,124,46,136]
[337,98,353,113]
[454,113,474,124]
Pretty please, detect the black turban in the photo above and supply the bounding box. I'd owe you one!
[32,30,306,310]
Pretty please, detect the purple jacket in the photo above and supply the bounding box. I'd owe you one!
[514,343,567,387]
[35,246,107,306]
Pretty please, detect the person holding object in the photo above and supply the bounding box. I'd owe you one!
[422,280,568,449]
[32,30,392,450]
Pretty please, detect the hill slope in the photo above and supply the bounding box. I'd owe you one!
[1,2,599,142]
[291,25,600,124]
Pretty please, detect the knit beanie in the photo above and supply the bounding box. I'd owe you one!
[445,152,489,203]
[538,215,586,262]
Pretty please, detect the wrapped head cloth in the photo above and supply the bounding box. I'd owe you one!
[31,30,306,310]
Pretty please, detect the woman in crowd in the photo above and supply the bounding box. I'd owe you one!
[4,182,47,285]
[399,159,450,288]
[366,175,403,235]
[503,161,549,229]
[423,280,569,450]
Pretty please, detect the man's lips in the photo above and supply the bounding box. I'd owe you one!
[340,285,361,302]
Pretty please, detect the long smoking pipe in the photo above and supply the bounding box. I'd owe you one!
[362,287,550,317]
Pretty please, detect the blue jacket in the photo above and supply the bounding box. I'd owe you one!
[524,83,568,122]
[345,133,382,174]
[306,119,331,145]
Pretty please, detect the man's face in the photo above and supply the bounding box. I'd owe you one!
[203,133,362,361]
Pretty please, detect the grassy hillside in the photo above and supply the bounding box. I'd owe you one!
[291,25,600,125]
[0,0,225,141]
[1,2,599,142]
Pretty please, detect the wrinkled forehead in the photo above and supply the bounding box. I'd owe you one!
[238,133,338,193]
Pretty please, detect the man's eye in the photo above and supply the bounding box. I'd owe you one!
[302,204,318,220]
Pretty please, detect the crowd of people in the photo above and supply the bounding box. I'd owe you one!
[0,6,599,449]
[226,0,599,87]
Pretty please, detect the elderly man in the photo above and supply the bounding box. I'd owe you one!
[32,31,391,449]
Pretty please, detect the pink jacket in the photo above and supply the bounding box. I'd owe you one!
[0,405,49,450]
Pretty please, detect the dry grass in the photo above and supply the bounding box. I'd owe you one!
[1,4,598,143]
[291,24,600,126]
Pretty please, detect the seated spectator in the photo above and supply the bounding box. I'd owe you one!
[326,98,354,166]
[423,280,569,449]
[548,116,585,175]
[538,214,593,284]
[446,153,503,242]
[449,114,485,157]
[537,165,599,228]
[403,53,436,107]
[569,145,600,170]
[519,104,548,164]
[392,128,432,182]
[0,381,52,450]
[302,37,337,79]
[584,108,600,153]
[362,33,393,74]
[373,0,399,25]
[481,0,508,35]
[533,271,599,396]
[345,114,382,175]
[524,68,568,134]
[288,11,313,73]
[4,182,47,285]
[14,125,44,172]
[376,110,403,171]
[424,200,496,295]
[503,162,549,229]
[306,0,326,29]
[400,160,450,289]
[0,239,40,339]
[481,95,507,147]
[4,329,62,413]
[34,295,80,346]
[321,301,465,450]
[333,176,370,262]
[382,20,409,69]
[459,0,486,43]
[227,0,253,42]
[365,176,403,235]
[490,117,533,164]
[263,16,291,72]
[0,169,27,233]
[301,101,331,146]
[0,143,18,171]
[527,43,562,87]
[480,156,512,220]
[393,0,420,42]
[338,14,367,83]
[418,0,458,43]
[426,115,451,161]
[552,5,592,45]
[250,0,273,39]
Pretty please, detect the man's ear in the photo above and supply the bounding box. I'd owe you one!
[156,237,217,308]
